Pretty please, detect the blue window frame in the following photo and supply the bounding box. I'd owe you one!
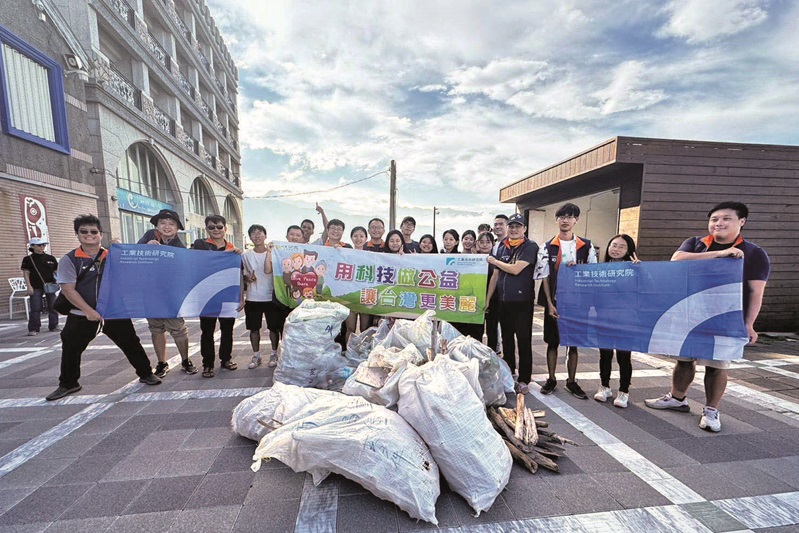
[0,24,70,154]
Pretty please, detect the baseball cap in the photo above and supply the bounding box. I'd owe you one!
[29,237,48,245]
[507,213,525,226]
[150,209,184,230]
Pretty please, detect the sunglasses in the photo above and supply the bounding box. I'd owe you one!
[79,229,100,235]
[207,225,225,230]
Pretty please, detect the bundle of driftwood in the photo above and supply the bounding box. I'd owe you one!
[488,394,577,474]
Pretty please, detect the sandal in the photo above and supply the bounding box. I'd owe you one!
[220,360,238,371]
[202,367,215,378]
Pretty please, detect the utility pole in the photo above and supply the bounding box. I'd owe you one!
[433,206,440,239]
[389,160,397,230]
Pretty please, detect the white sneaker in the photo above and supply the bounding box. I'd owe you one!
[268,352,278,368]
[594,386,612,402]
[614,392,629,408]
[644,393,690,412]
[248,356,262,369]
[699,406,721,432]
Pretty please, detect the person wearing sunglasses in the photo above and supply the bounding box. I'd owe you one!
[46,215,161,401]
[192,215,243,378]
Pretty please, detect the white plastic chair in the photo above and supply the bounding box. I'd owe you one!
[8,278,30,320]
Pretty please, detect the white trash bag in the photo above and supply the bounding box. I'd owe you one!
[379,310,436,356]
[447,335,507,406]
[342,344,424,408]
[231,383,343,443]
[251,387,441,524]
[398,354,511,516]
[273,300,357,390]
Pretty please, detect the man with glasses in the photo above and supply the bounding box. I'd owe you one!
[192,215,242,378]
[46,215,160,401]
[324,219,352,248]
[364,218,386,252]
[138,209,197,376]
[538,203,596,399]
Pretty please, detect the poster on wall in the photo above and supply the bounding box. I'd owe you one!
[19,195,50,244]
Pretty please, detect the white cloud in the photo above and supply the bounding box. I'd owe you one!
[657,0,769,43]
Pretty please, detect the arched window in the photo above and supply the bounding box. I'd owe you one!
[188,178,215,216]
[223,196,241,247]
[116,143,177,243]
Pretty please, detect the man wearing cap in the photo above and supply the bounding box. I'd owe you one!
[137,209,197,376]
[400,216,421,253]
[21,237,59,335]
[486,213,548,395]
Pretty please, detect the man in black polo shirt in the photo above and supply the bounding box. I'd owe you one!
[486,213,548,395]
[646,201,770,432]
[46,215,160,401]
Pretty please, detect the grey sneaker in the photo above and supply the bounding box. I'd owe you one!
[645,393,689,412]
[699,406,721,432]
[139,374,162,386]
[594,386,612,402]
[248,355,262,369]
[268,352,278,368]
[614,392,629,408]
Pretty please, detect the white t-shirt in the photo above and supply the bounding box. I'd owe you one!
[242,250,273,302]
[559,238,597,265]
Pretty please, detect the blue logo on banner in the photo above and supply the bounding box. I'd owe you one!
[96,244,241,319]
[557,260,748,360]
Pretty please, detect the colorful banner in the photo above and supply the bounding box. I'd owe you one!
[271,243,488,324]
[97,244,241,319]
[557,259,748,360]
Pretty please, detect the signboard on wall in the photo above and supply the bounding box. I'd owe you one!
[116,188,173,216]
[19,195,50,243]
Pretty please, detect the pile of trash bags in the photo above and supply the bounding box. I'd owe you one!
[232,302,518,524]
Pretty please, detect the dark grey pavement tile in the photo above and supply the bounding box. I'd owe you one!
[618,405,694,440]
[35,433,105,461]
[0,484,92,526]
[0,420,60,441]
[124,475,203,515]
[589,472,672,508]
[396,490,462,531]
[336,493,399,533]
[535,474,623,515]
[742,378,797,391]
[749,457,799,489]
[0,524,50,533]
[157,412,210,431]
[60,480,149,519]
[666,465,750,500]
[168,504,241,533]
[0,459,72,490]
[225,434,255,448]
[445,492,515,526]
[625,439,701,469]
[180,427,235,450]
[208,445,257,474]
[176,398,224,413]
[137,400,186,415]
[740,431,799,458]
[71,415,129,436]
[233,498,299,533]
[155,448,221,478]
[564,445,629,474]
[44,453,122,486]
[185,471,255,509]
[0,439,30,458]
[502,478,572,519]
[0,489,33,515]
[333,474,369,496]
[129,429,194,456]
[245,468,305,504]
[108,511,180,533]
[40,516,116,532]
[94,402,145,417]
[705,462,794,497]
[197,410,235,429]
[102,452,170,482]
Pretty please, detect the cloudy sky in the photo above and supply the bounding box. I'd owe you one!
[206,0,799,244]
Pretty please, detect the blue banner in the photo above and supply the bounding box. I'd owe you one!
[557,260,748,360]
[97,244,241,319]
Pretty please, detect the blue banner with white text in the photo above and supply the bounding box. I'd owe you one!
[557,260,748,360]
[97,244,241,319]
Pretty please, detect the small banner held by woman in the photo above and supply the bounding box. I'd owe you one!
[271,243,488,324]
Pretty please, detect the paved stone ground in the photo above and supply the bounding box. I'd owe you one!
[0,313,799,532]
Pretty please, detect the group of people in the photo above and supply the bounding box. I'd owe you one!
[33,200,770,433]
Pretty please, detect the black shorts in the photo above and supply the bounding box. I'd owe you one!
[244,301,282,332]
[543,304,560,347]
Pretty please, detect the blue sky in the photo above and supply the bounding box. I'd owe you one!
[206,0,799,243]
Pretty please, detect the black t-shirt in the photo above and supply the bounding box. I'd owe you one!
[404,241,422,253]
[21,253,58,289]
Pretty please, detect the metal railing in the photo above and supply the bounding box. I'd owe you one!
[110,0,135,27]
[145,31,171,70]
[152,104,174,135]
[106,63,141,109]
